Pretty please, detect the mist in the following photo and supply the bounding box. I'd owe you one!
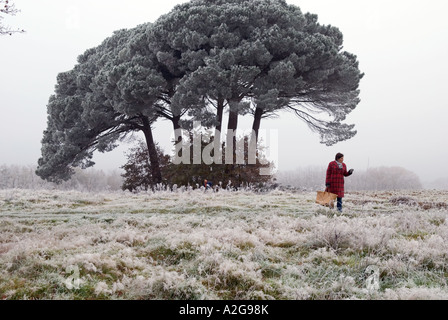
[1,0,447,187]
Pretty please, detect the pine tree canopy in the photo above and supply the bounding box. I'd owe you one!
[37,0,363,184]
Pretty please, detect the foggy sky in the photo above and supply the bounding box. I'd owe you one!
[1,0,447,185]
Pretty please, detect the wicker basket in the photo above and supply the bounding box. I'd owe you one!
[316,191,338,208]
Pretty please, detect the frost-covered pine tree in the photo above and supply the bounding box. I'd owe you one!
[37,0,363,185]
[160,0,363,146]
[36,26,166,184]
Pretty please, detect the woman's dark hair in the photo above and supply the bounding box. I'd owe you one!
[335,153,344,161]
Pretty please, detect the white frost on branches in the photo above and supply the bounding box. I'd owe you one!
[0,0,24,35]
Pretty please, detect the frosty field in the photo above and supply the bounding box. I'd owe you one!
[1,188,448,300]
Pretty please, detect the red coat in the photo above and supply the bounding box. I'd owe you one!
[326,161,351,198]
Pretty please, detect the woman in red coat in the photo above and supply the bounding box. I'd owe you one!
[326,153,354,212]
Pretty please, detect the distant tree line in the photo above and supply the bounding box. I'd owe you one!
[425,177,448,190]
[1,164,443,192]
[0,164,123,192]
[276,166,425,191]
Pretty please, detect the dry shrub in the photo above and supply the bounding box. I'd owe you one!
[418,201,448,210]
[390,196,419,206]
[390,195,448,211]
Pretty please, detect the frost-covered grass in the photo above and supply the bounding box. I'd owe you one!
[1,188,447,300]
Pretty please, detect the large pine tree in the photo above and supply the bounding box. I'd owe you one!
[37,0,362,185]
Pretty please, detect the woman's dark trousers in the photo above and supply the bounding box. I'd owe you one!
[337,197,343,212]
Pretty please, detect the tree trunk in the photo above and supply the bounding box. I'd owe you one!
[227,109,239,132]
[226,107,239,149]
[171,113,186,162]
[215,97,225,134]
[141,116,163,185]
[172,114,182,137]
[252,107,263,144]
[249,107,264,165]
[213,98,225,164]
[226,102,239,166]
[215,97,225,147]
